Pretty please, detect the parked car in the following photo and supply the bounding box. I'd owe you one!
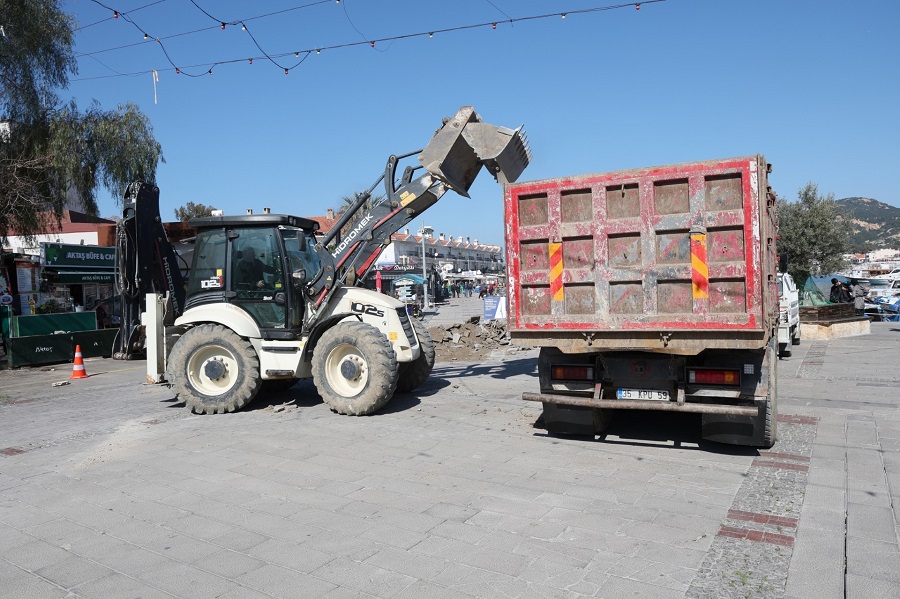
[777,272,800,357]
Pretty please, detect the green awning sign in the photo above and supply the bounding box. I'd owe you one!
[42,243,116,268]
[54,271,115,284]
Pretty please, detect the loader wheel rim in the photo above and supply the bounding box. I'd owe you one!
[186,344,238,396]
[325,343,368,397]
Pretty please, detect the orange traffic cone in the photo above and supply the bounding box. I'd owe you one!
[69,345,89,379]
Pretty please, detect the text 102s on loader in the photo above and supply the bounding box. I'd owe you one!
[113,106,530,416]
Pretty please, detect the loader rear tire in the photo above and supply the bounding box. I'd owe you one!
[312,321,398,415]
[168,324,261,415]
[395,319,435,393]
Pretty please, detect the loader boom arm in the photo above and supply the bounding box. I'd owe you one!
[307,106,530,306]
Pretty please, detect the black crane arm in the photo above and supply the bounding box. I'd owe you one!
[113,182,187,359]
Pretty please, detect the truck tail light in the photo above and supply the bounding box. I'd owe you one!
[688,369,741,386]
[551,365,594,381]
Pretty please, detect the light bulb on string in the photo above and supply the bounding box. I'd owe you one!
[561,13,566,20]
[175,68,180,74]
[248,58,252,65]
[429,32,434,38]
[284,68,289,75]
[295,52,300,57]
[492,23,497,30]
[370,41,375,47]
[241,24,246,31]
[143,32,148,40]
[636,3,641,10]
[220,22,226,30]
[113,11,118,18]
[316,49,320,54]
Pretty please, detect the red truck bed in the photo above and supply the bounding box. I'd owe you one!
[504,156,778,352]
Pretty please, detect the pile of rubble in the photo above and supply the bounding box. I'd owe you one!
[427,317,519,361]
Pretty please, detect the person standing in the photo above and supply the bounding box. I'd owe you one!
[830,278,851,304]
[850,278,866,316]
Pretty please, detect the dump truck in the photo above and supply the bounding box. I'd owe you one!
[504,156,779,447]
[116,106,530,416]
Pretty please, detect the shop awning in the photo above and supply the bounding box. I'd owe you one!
[391,274,426,288]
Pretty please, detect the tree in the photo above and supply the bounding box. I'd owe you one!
[174,202,217,221]
[777,182,849,285]
[0,1,164,244]
[335,191,383,236]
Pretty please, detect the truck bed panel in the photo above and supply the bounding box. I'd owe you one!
[504,156,777,350]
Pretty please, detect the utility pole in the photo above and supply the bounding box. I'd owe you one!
[419,223,433,309]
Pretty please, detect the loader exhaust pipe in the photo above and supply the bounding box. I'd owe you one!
[418,106,531,198]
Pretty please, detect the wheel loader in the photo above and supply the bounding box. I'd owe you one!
[113,106,530,416]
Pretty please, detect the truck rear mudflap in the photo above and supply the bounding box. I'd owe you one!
[418,106,531,197]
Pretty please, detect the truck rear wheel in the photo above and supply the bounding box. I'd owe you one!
[168,324,261,414]
[395,319,435,393]
[762,338,779,448]
[312,321,398,415]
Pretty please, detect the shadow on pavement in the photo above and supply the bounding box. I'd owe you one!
[431,357,537,381]
[532,409,761,456]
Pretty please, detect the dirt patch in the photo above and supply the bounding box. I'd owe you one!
[428,317,530,362]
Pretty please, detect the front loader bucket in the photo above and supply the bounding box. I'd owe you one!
[418,106,531,197]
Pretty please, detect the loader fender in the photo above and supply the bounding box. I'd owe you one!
[301,312,359,363]
[174,303,262,339]
[319,287,420,363]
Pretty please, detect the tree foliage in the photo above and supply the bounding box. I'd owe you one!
[777,182,849,285]
[0,0,164,243]
[174,201,217,222]
[336,191,383,236]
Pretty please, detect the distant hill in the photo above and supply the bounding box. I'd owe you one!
[835,197,900,251]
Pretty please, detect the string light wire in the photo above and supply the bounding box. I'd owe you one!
[73,1,665,80]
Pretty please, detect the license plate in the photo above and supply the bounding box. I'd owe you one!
[616,388,670,401]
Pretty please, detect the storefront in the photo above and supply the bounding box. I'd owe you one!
[40,242,116,311]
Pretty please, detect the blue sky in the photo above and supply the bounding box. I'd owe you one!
[65,0,899,246]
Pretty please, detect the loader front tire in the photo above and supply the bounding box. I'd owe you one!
[395,319,435,393]
[168,324,261,414]
[312,321,398,415]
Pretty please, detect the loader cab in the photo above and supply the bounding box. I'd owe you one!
[186,214,320,339]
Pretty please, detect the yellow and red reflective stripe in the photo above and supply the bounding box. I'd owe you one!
[549,242,564,301]
[690,233,709,299]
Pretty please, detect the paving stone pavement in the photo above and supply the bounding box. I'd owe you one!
[0,320,898,598]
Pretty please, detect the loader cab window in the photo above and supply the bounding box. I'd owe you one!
[281,228,319,329]
[281,229,320,282]
[230,227,286,329]
[187,229,227,296]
